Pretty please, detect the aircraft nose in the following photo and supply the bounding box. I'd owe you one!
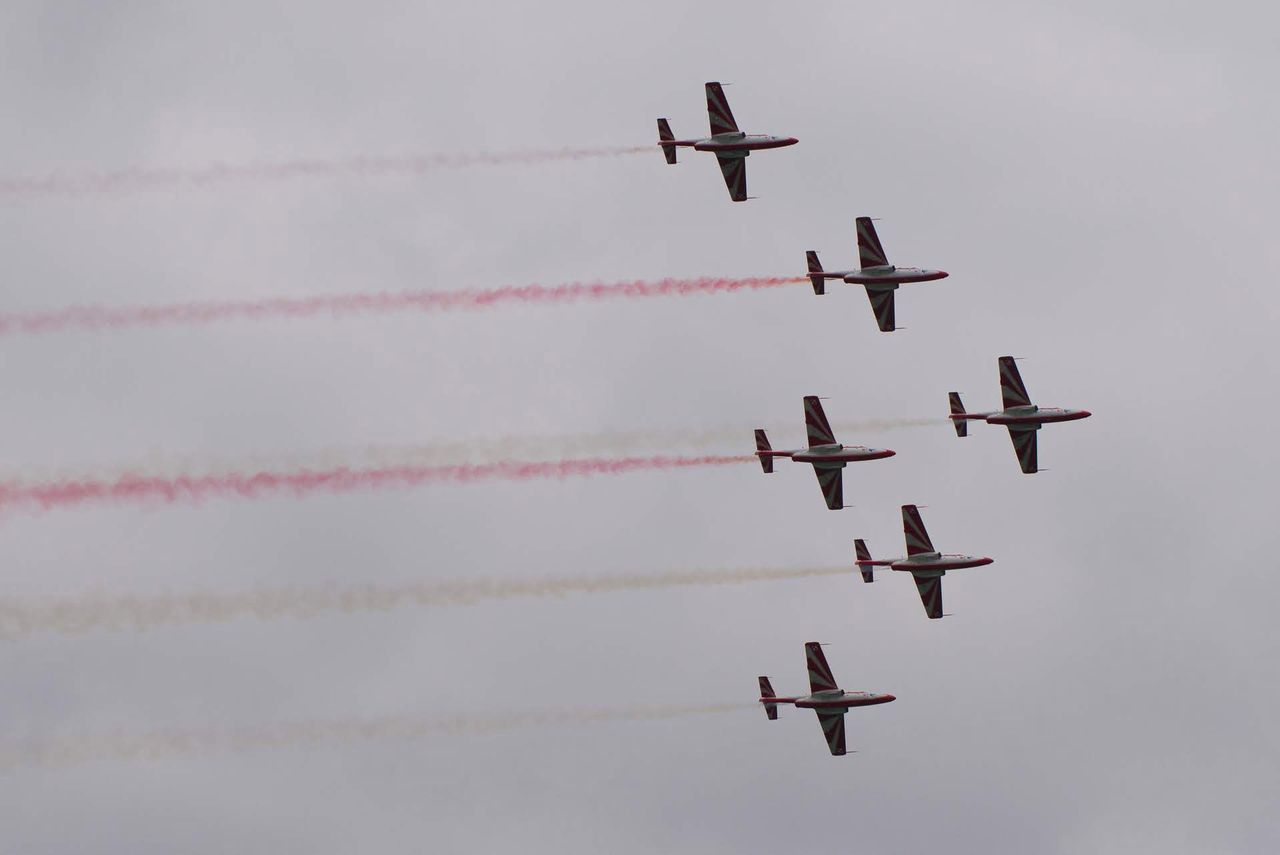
[785,136,799,145]
[883,694,897,703]
[882,449,897,458]
[1080,410,1093,418]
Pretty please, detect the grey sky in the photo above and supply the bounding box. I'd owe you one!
[1,1,1277,852]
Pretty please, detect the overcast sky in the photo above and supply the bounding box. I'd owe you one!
[1,1,1277,852]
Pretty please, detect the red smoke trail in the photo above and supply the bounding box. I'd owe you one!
[0,276,803,336]
[0,146,652,199]
[0,455,752,514]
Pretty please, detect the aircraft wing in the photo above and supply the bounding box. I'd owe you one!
[816,711,847,756]
[911,572,944,620]
[864,285,897,332]
[812,465,844,510]
[716,153,748,202]
[1008,427,1039,474]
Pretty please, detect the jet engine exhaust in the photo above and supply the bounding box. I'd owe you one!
[0,703,749,771]
[0,145,653,199]
[0,276,805,337]
[0,566,847,639]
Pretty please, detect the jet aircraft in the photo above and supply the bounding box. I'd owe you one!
[855,505,994,620]
[949,356,1092,474]
[805,217,949,331]
[754,396,896,510]
[758,642,896,756]
[657,82,798,202]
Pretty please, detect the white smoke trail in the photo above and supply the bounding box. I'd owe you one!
[0,146,653,199]
[0,419,942,488]
[0,566,847,639]
[0,703,748,771]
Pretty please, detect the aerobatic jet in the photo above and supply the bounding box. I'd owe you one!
[758,642,896,757]
[855,505,994,620]
[949,356,1092,474]
[754,396,896,510]
[805,217,949,332]
[657,82,798,202]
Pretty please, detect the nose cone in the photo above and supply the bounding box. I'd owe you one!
[1080,410,1093,419]
[881,449,897,459]
[883,694,897,703]
[977,556,995,567]
[784,136,799,146]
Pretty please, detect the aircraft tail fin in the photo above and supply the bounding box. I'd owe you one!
[657,118,678,164]
[948,392,969,437]
[758,676,779,720]
[806,251,826,295]
[754,429,775,473]
[855,538,876,583]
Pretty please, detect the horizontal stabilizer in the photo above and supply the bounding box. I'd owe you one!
[855,538,875,583]
[657,118,678,164]
[948,392,969,437]
[758,676,779,720]
[754,429,774,473]
[806,251,826,295]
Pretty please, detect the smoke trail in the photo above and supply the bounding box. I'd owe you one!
[0,565,847,639]
[0,145,653,199]
[0,455,752,515]
[0,419,941,490]
[0,703,748,770]
[0,276,804,336]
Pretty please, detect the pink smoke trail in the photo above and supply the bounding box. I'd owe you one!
[0,276,804,336]
[0,145,653,199]
[0,455,753,514]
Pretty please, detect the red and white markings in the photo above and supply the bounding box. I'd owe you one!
[998,356,1033,409]
[805,642,839,694]
[803,396,838,448]
[705,82,740,136]
[855,217,890,269]
[902,505,937,556]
